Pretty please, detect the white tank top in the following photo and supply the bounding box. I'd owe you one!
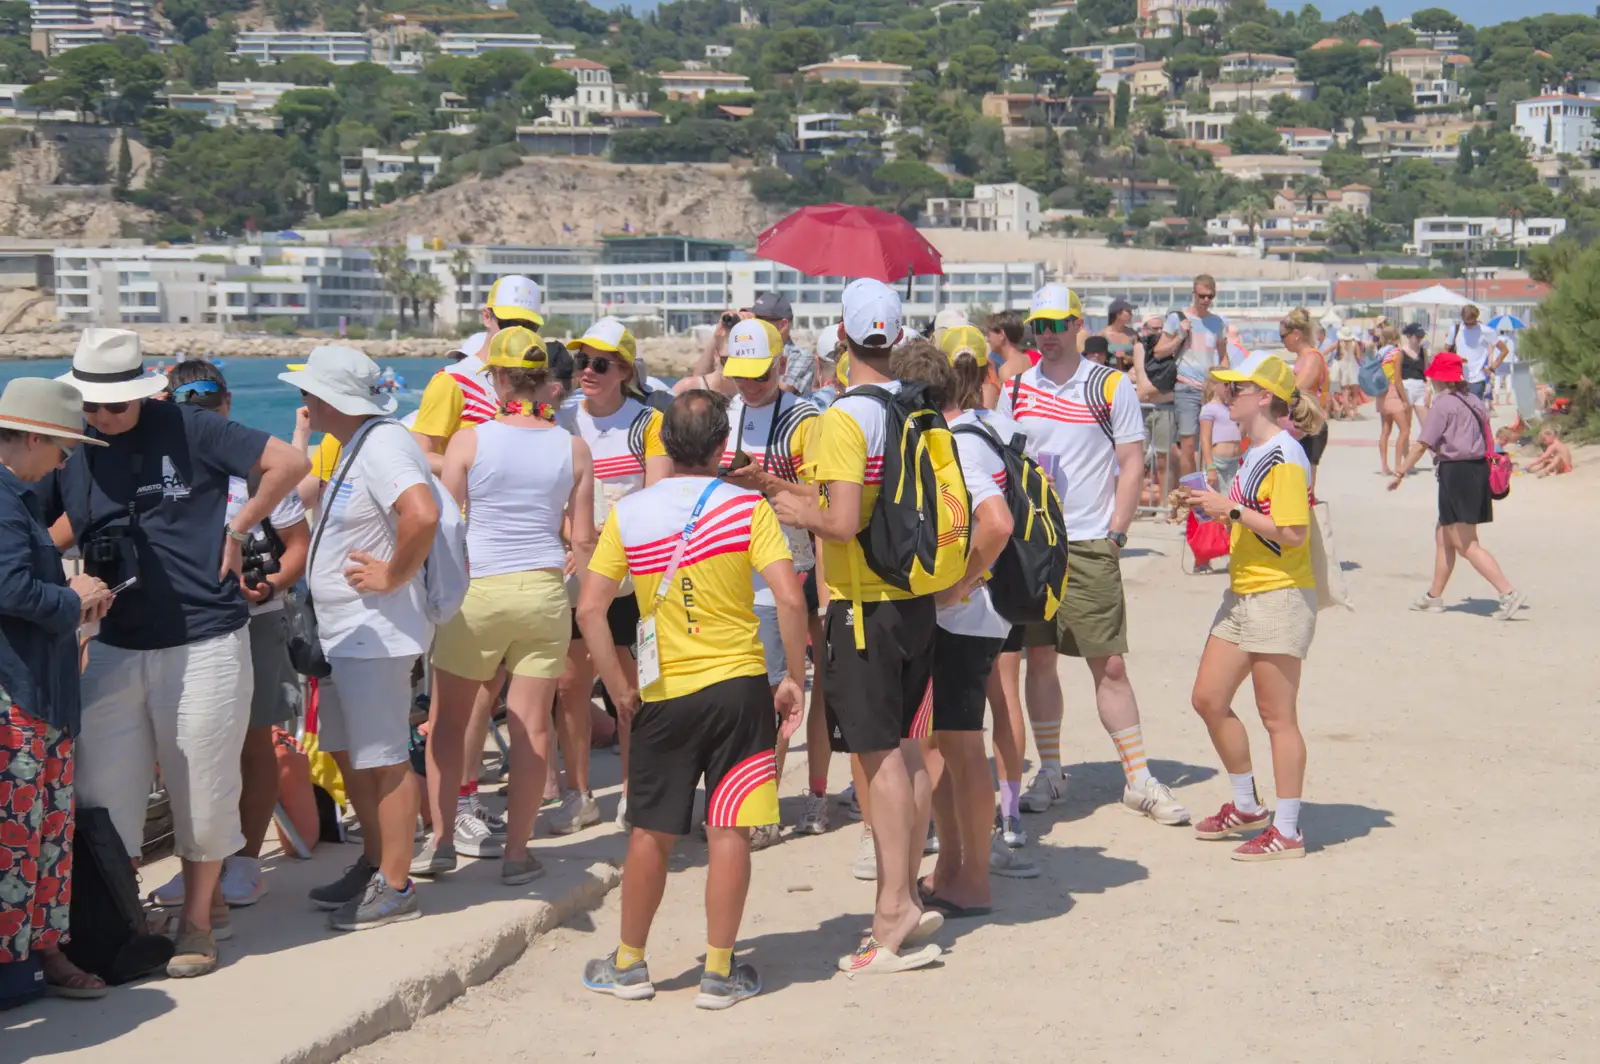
[465,420,573,578]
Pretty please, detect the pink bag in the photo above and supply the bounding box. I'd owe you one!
[1461,394,1511,501]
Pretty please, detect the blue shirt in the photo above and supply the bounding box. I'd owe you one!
[0,464,83,734]
[42,400,269,651]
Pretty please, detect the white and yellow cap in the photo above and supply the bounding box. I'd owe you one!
[723,319,783,379]
[574,316,637,365]
[485,326,547,369]
[487,275,543,326]
[1024,283,1084,324]
[938,324,989,366]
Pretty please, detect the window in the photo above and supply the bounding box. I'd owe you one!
[227,293,245,306]
[754,271,771,284]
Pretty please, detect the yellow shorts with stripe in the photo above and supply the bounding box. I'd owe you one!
[431,569,571,681]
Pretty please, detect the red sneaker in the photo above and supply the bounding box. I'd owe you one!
[1193,802,1272,840]
[1231,824,1305,862]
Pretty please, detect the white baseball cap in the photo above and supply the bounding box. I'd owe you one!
[841,278,902,350]
[933,306,969,339]
[723,319,783,379]
[487,275,543,326]
[815,322,843,363]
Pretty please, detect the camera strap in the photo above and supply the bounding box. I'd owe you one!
[306,417,392,580]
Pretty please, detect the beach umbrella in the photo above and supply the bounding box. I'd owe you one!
[1381,284,1471,308]
[1486,314,1525,331]
[755,204,943,287]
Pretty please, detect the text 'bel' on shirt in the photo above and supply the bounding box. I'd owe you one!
[309,356,495,480]
[939,408,1020,639]
[225,474,308,617]
[43,400,269,651]
[807,380,915,603]
[589,477,791,702]
[999,362,1145,542]
[309,420,435,659]
[1226,429,1314,596]
[724,391,819,603]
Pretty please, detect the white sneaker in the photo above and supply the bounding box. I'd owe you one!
[851,826,877,881]
[1122,777,1190,826]
[454,810,504,858]
[1411,592,1445,613]
[147,870,184,908]
[795,790,829,836]
[1495,589,1527,622]
[616,793,631,831]
[988,832,1040,879]
[464,795,507,838]
[219,855,267,907]
[546,791,601,836]
[749,824,781,850]
[839,784,862,821]
[1019,766,1068,813]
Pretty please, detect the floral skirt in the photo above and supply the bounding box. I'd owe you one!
[0,702,74,963]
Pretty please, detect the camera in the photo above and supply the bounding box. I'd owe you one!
[82,527,138,586]
[241,521,285,592]
[721,312,738,329]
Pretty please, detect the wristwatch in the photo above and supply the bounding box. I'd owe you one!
[224,525,250,545]
[1228,506,1242,522]
[1108,531,1127,549]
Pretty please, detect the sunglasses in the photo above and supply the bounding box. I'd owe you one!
[1032,317,1079,334]
[1195,292,1216,301]
[83,401,129,414]
[574,353,625,376]
[173,380,225,403]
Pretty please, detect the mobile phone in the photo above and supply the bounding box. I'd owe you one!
[717,450,753,477]
[108,576,137,595]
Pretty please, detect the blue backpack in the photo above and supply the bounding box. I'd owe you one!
[1357,354,1390,398]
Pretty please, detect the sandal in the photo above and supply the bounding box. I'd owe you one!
[40,951,109,1000]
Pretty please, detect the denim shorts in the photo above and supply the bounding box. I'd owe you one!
[1175,383,1204,439]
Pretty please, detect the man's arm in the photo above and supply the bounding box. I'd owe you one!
[411,433,448,477]
[1111,440,1143,536]
[576,572,634,717]
[440,427,476,509]
[343,482,438,594]
[760,556,809,737]
[410,372,464,476]
[567,437,598,575]
[771,480,860,542]
[231,436,311,539]
[938,495,1012,606]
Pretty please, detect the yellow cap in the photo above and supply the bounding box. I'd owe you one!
[1211,351,1297,402]
[723,319,784,379]
[486,276,543,327]
[837,350,850,388]
[1024,283,1084,324]
[484,326,547,370]
[938,324,989,367]
[285,363,307,371]
[574,317,636,365]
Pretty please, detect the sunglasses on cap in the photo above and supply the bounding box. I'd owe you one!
[83,401,130,414]
[1032,317,1078,334]
[574,352,626,376]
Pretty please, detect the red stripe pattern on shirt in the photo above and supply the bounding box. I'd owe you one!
[445,370,499,425]
[1008,382,1096,426]
[621,495,758,574]
[594,454,645,480]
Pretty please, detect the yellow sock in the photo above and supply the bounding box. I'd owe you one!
[1111,725,1151,787]
[705,945,733,978]
[616,942,646,969]
[1033,718,1062,770]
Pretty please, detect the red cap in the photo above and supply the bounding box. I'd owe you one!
[1424,351,1466,383]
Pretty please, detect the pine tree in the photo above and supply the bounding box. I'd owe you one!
[114,127,132,198]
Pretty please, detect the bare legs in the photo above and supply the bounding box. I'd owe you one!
[555,641,595,795]
[617,825,751,954]
[1191,637,1306,804]
[344,761,419,888]
[857,740,929,951]
[1430,522,1513,599]
[925,731,994,908]
[502,675,558,861]
[987,651,1025,798]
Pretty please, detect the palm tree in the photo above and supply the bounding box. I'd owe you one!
[1237,191,1270,246]
[369,244,408,329]
[1293,174,1328,214]
[1324,209,1369,254]
[413,273,444,332]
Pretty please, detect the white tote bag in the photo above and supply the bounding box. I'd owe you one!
[1309,500,1353,612]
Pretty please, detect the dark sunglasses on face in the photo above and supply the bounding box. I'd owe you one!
[83,401,129,414]
[574,353,623,376]
[1032,317,1079,335]
[1195,292,1216,301]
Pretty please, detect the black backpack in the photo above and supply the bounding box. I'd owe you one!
[62,807,174,984]
[952,420,1070,625]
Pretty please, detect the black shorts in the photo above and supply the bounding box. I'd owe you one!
[932,628,1005,732]
[571,594,641,648]
[628,673,779,836]
[801,567,821,614]
[1437,458,1492,526]
[1302,425,1329,466]
[1001,625,1025,653]
[822,597,937,754]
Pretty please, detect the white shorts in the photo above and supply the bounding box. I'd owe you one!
[318,655,417,770]
[1403,379,1428,408]
[1210,587,1317,659]
[76,628,253,863]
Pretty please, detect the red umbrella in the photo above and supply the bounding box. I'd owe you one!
[755,203,943,284]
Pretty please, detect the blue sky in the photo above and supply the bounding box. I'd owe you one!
[1271,0,1595,21]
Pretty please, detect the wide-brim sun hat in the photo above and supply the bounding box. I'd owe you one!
[724,319,784,379]
[0,377,108,446]
[58,328,167,403]
[1337,325,1359,342]
[1212,351,1296,401]
[278,344,398,417]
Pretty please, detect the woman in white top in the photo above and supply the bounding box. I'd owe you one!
[426,328,594,884]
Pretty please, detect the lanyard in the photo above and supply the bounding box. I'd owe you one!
[647,479,720,616]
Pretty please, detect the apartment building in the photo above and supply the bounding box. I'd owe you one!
[1217,52,1296,79]
[233,31,373,66]
[655,70,751,100]
[166,81,297,131]
[1063,42,1145,71]
[1028,0,1077,33]
[28,0,161,54]
[1514,94,1600,157]
[923,183,1041,233]
[434,33,576,60]
[1360,116,1485,164]
[340,149,442,195]
[1208,77,1313,112]
[798,58,913,93]
[1409,215,1568,256]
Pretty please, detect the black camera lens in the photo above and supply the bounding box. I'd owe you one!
[721,313,738,328]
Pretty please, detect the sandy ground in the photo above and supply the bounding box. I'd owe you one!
[337,408,1596,1063]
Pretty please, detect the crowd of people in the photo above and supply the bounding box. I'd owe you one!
[0,268,1535,1010]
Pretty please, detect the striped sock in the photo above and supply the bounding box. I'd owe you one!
[457,780,478,815]
[1110,725,1152,788]
[1032,718,1062,772]
[616,942,646,969]
[705,945,733,978]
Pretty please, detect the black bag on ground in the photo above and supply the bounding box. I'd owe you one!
[62,807,174,984]
[952,421,1070,624]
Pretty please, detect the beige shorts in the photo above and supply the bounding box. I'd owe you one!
[432,569,571,680]
[1210,586,1317,659]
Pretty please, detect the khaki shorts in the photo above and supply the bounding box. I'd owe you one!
[432,569,571,681]
[1053,538,1128,659]
[1210,586,1317,659]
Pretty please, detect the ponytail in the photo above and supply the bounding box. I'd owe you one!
[1287,387,1327,437]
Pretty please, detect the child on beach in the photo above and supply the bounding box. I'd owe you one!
[1525,428,1573,478]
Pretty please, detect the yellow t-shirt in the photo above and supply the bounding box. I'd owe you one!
[589,477,792,702]
[807,383,916,602]
[310,433,341,482]
[1227,431,1315,595]
[411,355,498,441]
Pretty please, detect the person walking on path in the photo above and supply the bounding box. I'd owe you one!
[0,378,113,999]
[1281,309,1329,496]
[1154,274,1230,478]
[1375,324,1410,477]
[1180,353,1324,861]
[1390,352,1526,621]
[1444,305,1508,404]
[576,392,807,1011]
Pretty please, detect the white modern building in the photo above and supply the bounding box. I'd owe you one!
[655,70,751,100]
[795,113,870,153]
[166,81,297,130]
[704,44,733,60]
[28,0,161,54]
[1217,52,1296,79]
[1514,94,1600,157]
[923,183,1041,234]
[1028,1,1078,33]
[1409,216,1569,256]
[435,33,575,60]
[1278,127,1335,155]
[798,58,913,93]
[340,149,442,196]
[232,31,373,66]
[1063,42,1145,71]
[1208,78,1313,112]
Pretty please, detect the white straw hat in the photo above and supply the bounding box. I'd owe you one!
[0,377,107,446]
[278,345,398,417]
[57,328,167,403]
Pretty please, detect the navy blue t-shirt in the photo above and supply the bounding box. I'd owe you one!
[42,400,269,651]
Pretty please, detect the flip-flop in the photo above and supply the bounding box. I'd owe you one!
[900,908,944,948]
[837,937,941,975]
[923,893,993,919]
[44,972,108,999]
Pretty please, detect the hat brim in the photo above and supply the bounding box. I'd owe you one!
[285,363,307,371]
[57,372,168,404]
[490,306,544,328]
[1024,309,1081,323]
[573,337,635,364]
[278,370,398,417]
[722,355,776,379]
[1211,367,1293,401]
[0,415,107,446]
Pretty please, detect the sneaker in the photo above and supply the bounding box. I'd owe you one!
[454,810,504,859]
[615,793,631,832]
[851,826,877,881]
[328,873,422,931]
[147,870,184,908]
[344,814,426,844]
[1495,589,1527,622]
[1122,777,1190,825]
[546,791,600,836]
[1193,802,1272,841]
[997,813,1028,849]
[464,795,508,837]
[582,950,656,1001]
[749,824,781,851]
[837,937,941,975]
[839,783,862,821]
[219,855,267,907]
[1410,592,1445,613]
[409,837,458,878]
[694,961,761,1010]
[988,831,1039,879]
[924,824,940,855]
[501,857,545,886]
[1019,766,1067,813]
[795,790,829,836]
[166,926,217,979]
[1231,824,1306,862]
[309,854,377,911]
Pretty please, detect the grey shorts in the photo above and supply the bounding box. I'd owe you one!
[755,602,785,685]
[1175,383,1204,439]
[317,655,417,770]
[1143,403,1176,453]
[247,610,298,730]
